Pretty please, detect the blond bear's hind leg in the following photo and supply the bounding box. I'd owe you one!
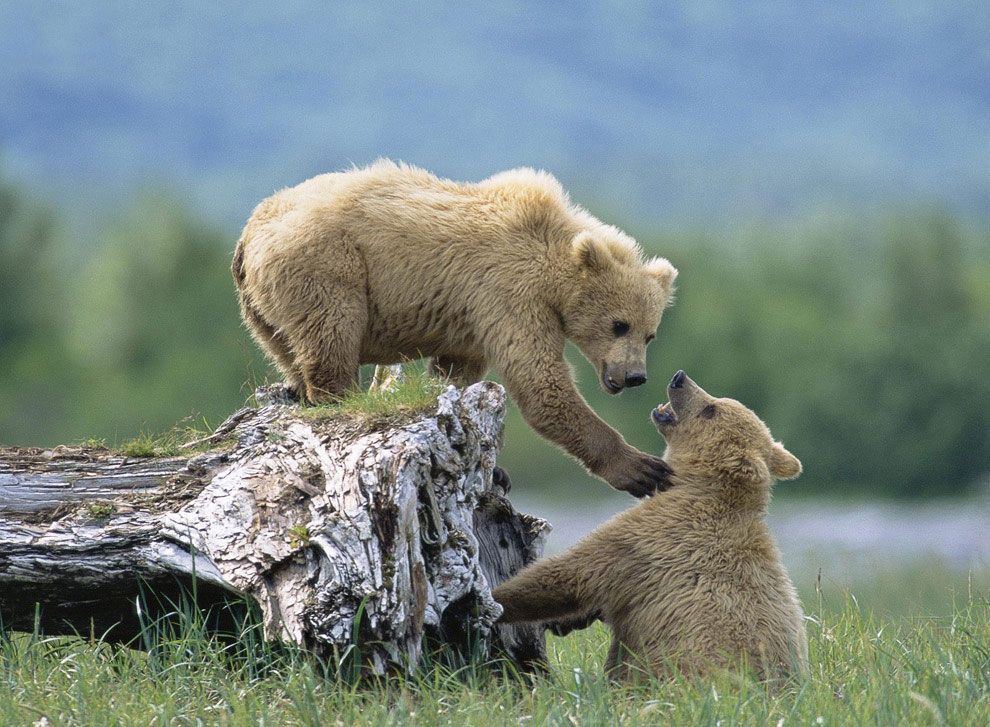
[239,294,305,394]
[429,355,488,387]
[291,283,367,403]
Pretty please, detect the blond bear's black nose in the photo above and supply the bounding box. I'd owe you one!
[669,370,686,389]
[625,372,647,387]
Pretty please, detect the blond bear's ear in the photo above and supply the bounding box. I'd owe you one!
[572,231,612,272]
[645,257,678,293]
[769,442,802,480]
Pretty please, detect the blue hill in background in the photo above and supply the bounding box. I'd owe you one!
[1,1,988,231]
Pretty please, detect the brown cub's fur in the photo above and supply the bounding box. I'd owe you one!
[233,161,677,496]
[493,371,807,683]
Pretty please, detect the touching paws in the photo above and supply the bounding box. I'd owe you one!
[607,451,673,498]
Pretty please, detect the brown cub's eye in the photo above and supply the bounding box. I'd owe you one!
[699,404,717,419]
[646,333,656,344]
[612,321,630,337]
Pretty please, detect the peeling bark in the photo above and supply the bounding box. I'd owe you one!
[0,382,550,674]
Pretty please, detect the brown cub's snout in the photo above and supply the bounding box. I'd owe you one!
[666,370,705,416]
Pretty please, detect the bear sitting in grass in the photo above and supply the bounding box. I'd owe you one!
[493,370,807,684]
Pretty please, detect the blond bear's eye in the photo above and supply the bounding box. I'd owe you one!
[612,321,630,337]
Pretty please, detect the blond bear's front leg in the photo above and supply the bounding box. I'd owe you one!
[498,353,671,497]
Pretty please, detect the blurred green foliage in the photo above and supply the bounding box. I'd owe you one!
[501,213,990,499]
[1,174,988,497]
[0,178,262,447]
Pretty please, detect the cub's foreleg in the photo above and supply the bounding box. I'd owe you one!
[493,556,590,624]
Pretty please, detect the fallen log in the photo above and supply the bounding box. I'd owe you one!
[0,381,550,674]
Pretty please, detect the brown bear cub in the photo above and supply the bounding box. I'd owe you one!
[233,161,677,496]
[493,371,807,684]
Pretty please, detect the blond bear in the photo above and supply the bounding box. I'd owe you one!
[232,161,677,496]
[493,371,807,683]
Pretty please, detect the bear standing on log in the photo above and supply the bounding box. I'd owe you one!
[232,161,677,497]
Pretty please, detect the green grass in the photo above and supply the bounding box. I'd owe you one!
[118,429,189,457]
[77,437,109,450]
[296,365,447,425]
[117,420,236,458]
[1,563,987,726]
[798,555,987,619]
[112,366,446,457]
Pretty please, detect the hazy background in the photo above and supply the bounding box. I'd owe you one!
[1,2,988,575]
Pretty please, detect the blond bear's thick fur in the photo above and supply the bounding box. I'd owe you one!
[233,161,677,496]
[493,371,807,684]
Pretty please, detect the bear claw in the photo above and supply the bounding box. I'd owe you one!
[617,455,673,498]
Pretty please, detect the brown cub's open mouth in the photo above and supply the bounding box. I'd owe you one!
[652,401,677,425]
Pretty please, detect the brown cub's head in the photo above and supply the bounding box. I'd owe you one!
[562,229,677,395]
[651,371,801,487]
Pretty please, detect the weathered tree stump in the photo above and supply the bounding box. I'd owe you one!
[0,382,550,675]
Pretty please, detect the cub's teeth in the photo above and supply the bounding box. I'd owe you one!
[653,402,676,423]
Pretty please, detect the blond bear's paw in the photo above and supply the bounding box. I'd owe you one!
[605,451,673,498]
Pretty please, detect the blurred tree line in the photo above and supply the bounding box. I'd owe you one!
[2,173,988,498]
[0,176,258,447]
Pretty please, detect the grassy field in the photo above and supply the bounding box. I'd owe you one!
[1,562,987,727]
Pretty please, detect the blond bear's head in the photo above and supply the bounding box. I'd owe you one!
[651,371,801,488]
[561,228,677,395]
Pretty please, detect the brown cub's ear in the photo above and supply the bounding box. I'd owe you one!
[769,442,802,480]
[572,231,612,273]
[736,455,770,484]
[645,256,678,294]
[720,447,770,484]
